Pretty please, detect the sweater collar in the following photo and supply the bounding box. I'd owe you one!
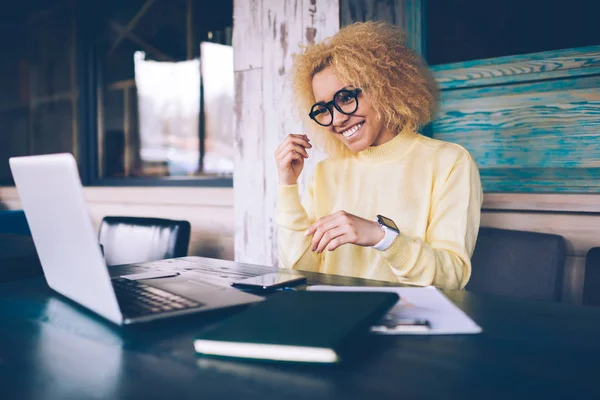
[355,126,419,163]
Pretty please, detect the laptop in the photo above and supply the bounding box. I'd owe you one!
[9,153,263,325]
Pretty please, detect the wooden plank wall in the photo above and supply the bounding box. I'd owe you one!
[431,46,600,193]
[233,0,339,267]
[429,46,600,303]
[432,46,600,304]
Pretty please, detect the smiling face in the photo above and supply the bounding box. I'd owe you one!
[311,66,397,153]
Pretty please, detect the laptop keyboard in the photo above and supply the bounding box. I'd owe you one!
[112,278,203,319]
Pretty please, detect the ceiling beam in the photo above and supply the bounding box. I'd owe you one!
[108,0,157,55]
[108,20,176,62]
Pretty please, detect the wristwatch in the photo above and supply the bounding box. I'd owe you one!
[372,214,400,251]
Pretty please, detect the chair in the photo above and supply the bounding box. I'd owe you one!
[98,216,191,266]
[467,227,566,302]
[583,247,600,306]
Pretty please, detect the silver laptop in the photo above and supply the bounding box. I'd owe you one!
[9,153,263,325]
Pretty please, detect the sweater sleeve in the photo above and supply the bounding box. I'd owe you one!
[275,180,324,271]
[381,157,482,290]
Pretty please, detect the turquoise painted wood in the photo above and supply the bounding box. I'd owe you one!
[432,46,600,90]
[430,46,600,193]
[480,168,600,193]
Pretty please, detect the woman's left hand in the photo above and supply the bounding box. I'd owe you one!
[305,211,385,253]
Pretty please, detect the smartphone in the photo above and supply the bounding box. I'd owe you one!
[231,272,307,290]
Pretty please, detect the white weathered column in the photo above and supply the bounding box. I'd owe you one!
[233,0,339,266]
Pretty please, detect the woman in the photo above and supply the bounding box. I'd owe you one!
[274,21,482,290]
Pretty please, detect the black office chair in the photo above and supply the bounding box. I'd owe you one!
[583,247,600,306]
[467,227,566,302]
[98,216,191,266]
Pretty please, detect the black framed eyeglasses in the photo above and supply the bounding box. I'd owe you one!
[308,88,362,127]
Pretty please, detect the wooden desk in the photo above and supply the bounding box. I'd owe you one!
[0,256,599,399]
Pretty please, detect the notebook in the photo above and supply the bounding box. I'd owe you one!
[193,290,399,363]
[308,285,482,335]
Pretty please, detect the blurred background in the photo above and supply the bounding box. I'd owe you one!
[0,0,234,185]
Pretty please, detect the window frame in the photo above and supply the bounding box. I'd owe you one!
[76,3,233,188]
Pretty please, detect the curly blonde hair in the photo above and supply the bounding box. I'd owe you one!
[291,21,438,158]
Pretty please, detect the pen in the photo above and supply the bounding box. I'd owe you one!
[371,317,431,333]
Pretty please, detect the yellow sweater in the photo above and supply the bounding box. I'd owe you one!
[275,129,483,290]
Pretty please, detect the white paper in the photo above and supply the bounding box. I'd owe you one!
[308,285,482,335]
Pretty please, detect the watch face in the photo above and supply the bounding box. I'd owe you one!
[377,215,399,233]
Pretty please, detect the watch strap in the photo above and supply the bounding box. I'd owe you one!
[372,224,399,251]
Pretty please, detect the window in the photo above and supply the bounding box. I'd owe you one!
[0,0,234,187]
[426,0,600,66]
[96,0,234,185]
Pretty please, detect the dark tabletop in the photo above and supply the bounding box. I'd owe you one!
[1,256,599,400]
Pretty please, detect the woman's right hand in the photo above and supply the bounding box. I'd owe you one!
[274,134,312,185]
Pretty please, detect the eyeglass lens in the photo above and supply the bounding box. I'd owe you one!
[311,90,359,126]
